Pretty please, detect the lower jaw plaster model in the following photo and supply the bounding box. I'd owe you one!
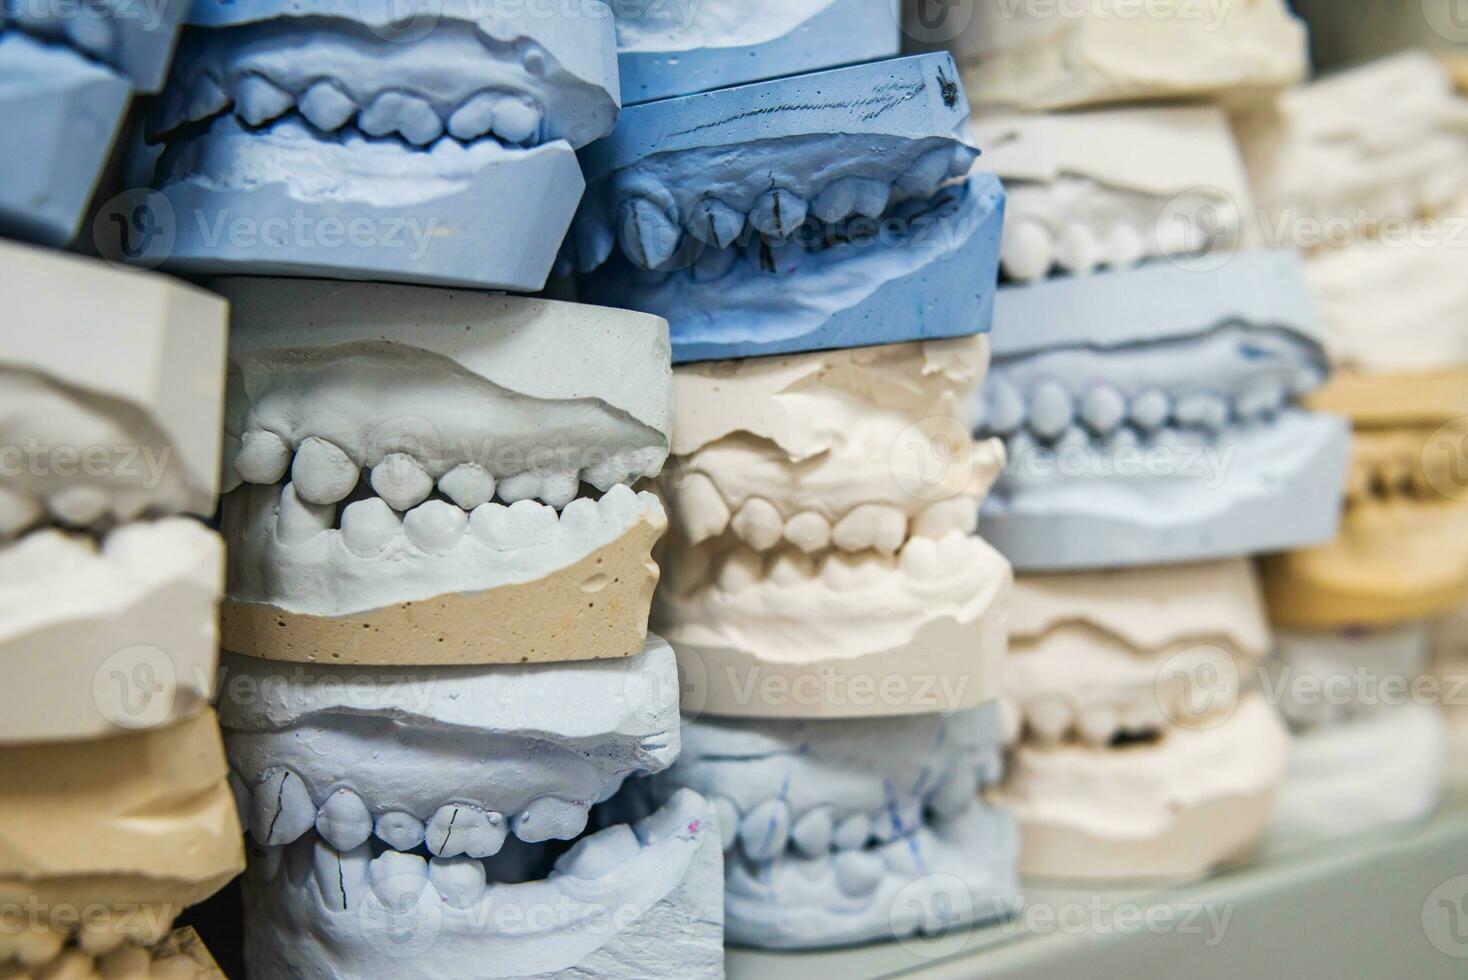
[145,0,620,289]
[217,640,723,979]
[0,928,226,980]
[613,0,900,104]
[654,336,1011,719]
[1265,626,1446,842]
[926,0,1307,111]
[1,243,229,742]
[974,248,1352,571]
[973,104,1255,283]
[570,52,1005,362]
[0,711,245,968]
[997,560,1289,881]
[647,705,1017,949]
[213,279,672,665]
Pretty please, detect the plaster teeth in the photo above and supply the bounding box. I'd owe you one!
[276,483,335,544]
[368,851,429,911]
[316,789,374,852]
[846,177,892,219]
[832,813,871,851]
[508,499,558,544]
[560,496,600,534]
[1293,364,1327,396]
[539,472,580,510]
[872,800,922,843]
[949,143,981,177]
[512,797,589,843]
[370,453,433,511]
[692,244,739,281]
[1121,697,1167,733]
[1174,392,1230,433]
[1001,220,1052,282]
[620,198,683,270]
[1025,697,1073,745]
[1056,222,1101,275]
[768,550,815,585]
[186,73,229,124]
[445,92,497,140]
[1076,705,1118,746]
[235,430,291,485]
[291,437,359,505]
[818,551,863,589]
[285,834,314,885]
[791,807,835,858]
[674,474,731,545]
[1129,388,1172,432]
[731,498,783,551]
[0,487,41,539]
[299,79,357,132]
[1053,426,1089,452]
[898,536,945,581]
[426,804,507,859]
[251,769,315,846]
[309,840,360,911]
[436,463,495,510]
[337,497,399,558]
[495,471,541,505]
[718,547,763,592]
[1028,380,1074,441]
[1079,385,1128,436]
[359,91,442,145]
[572,214,617,273]
[833,850,885,897]
[738,799,791,862]
[928,768,978,819]
[235,73,295,126]
[749,188,807,240]
[553,823,641,879]
[401,500,468,555]
[255,843,285,882]
[983,378,1027,436]
[375,812,426,852]
[812,179,859,224]
[429,856,487,909]
[1237,381,1287,419]
[1106,224,1145,267]
[711,796,740,852]
[492,97,542,145]
[895,146,954,199]
[686,198,745,249]
[0,529,89,583]
[782,511,832,554]
[47,485,108,527]
[913,498,978,539]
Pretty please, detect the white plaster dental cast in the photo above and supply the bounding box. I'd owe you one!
[998,561,1288,881]
[214,278,672,665]
[219,639,724,979]
[0,927,228,980]
[972,105,1256,283]
[655,337,1012,719]
[1,241,228,532]
[1235,51,1468,373]
[931,0,1306,111]
[650,705,1017,949]
[976,248,1352,571]
[1265,626,1446,843]
[0,711,245,968]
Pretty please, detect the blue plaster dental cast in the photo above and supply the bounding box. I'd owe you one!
[614,0,901,105]
[975,249,1352,571]
[143,0,620,290]
[571,53,1004,363]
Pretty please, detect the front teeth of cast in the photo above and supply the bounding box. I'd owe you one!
[251,769,317,845]
[316,789,375,852]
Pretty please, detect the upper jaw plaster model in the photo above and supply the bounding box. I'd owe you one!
[923,0,1306,111]
[214,278,672,665]
[0,242,228,743]
[0,711,245,967]
[144,0,620,289]
[647,705,1017,948]
[974,248,1352,571]
[218,640,724,979]
[612,0,901,105]
[1235,51,1468,374]
[999,560,1288,881]
[654,336,1012,719]
[569,52,1006,362]
[972,105,1256,283]
[0,0,186,244]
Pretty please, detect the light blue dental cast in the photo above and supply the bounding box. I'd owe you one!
[143,0,621,290]
[975,249,1353,571]
[572,52,1004,363]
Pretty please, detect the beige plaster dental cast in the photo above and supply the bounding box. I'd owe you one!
[932,0,1306,111]
[0,519,222,743]
[0,241,227,535]
[0,928,227,980]
[655,337,1012,718]
[214,278,674,665]
[0,711,244,967]
[973,105,1257,282]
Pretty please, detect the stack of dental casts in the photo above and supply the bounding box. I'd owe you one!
[965,0,1349,881]
[1236,51,1468,841]
[573,7,1019,948]
[0,0,186,244]
[137,2,731,976]
[0,240,241,976]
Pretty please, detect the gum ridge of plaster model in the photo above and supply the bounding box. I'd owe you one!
[1236,51,1468,374]
[647,705,1016,948]
[218,640,725,980]
[614,0,900,104]
[144,0,620,289]
[0,712,245,967]
[930,0,1306,111]
[215,278,672,665]
[569,52,1005,362]
[654,336,1012,719]
[972,105,1255,283]
[1264,626,1446,842]
[974,248,1352,571]
[998,560,1289,881]
[0,243,229,743]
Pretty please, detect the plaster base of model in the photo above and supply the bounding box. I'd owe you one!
[943,0,1307,110]
[0,519,221,743]
[0,33,130,246]
[1269,703,1445,846]
[0,712,244,966]
[1,240,228,530]
[999,695,1288,882]
[1,928,226,979]
[239,790,723,980]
